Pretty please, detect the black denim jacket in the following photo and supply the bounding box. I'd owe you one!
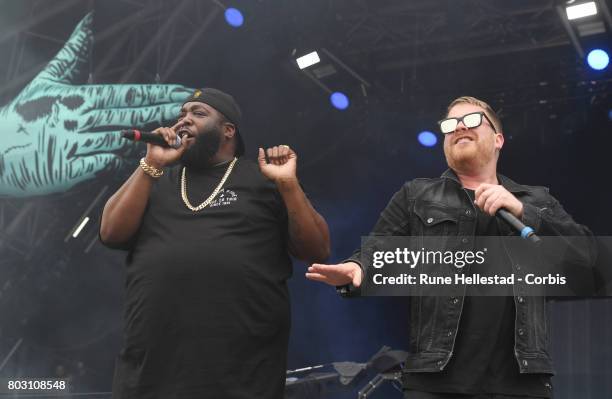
[343,169,596,375]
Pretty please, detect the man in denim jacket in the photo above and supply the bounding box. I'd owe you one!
[306,96,595,399]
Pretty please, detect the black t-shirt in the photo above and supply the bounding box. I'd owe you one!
[108,159,292,399]
[403,189,552,397]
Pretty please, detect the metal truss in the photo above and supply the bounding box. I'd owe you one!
[325,0,572,68]
[278,0,611,112]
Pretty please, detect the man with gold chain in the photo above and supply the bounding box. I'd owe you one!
[99,88,330,399]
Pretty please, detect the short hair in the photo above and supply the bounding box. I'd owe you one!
[446,96,502,134]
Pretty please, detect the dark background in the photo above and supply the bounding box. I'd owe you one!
[0,0,611,397]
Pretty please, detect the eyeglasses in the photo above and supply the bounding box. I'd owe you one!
[438,112,497,134]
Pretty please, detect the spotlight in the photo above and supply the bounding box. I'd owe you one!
[296,51,321,70]
[608,109,612,121]
[330,92,349,110]
[566,2,598,20]
[224,8,244,27]
[418,131,437,147]
[586,48,609,70]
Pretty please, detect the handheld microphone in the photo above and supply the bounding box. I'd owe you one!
[496,208,541,244]
[121,129,182,149]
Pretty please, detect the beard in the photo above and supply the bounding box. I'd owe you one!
[180,125,222,170]
[444,135,495,173]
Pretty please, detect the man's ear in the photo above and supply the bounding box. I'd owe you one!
[223,123,236,140]
[495,131,504,151]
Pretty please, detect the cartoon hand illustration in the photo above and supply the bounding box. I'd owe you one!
[0,13,192,197]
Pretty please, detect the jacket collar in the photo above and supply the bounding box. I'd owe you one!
[441,168,531,194]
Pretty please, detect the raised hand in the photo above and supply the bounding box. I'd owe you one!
[257,145,297,182]
[144,123,193,169]
[0,13,192,197]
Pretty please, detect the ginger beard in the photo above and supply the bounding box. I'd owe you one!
[443,121,499,173]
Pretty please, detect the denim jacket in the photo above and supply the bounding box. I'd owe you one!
[344,169,596,375]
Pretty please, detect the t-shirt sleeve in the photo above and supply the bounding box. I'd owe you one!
[98,185,153,252]
[98,222,141,251]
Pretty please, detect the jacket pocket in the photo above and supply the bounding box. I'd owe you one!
[413,200,460,236]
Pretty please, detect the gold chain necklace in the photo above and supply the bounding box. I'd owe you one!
[181,157,238,212]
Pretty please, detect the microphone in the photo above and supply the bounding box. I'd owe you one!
[496,208,541,244]
[121,129,182,149]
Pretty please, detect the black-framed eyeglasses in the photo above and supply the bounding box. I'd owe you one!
[438,112,497,134]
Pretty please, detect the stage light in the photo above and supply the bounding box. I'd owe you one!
[608,109,612,121]
[296,51,320,70]
[224,8,244,27]
[418,131,437,147]
[330,92,349,110]
[566,2,598,20]
[586,49,609,70]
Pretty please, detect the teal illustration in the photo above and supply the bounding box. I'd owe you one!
[0,13,192,197]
